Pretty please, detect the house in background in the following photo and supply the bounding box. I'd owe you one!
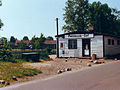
[14,40,31,49]
[44,40,56,49]
[56,31,120,58]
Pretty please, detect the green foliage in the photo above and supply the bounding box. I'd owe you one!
[39,50,52,60]
[44,47,52,54]
[23,36,29,40]
[0,37,7,42]
[10,36,16,43]
[8,59,26,63]
[0,0,2,6]
[46,36,54,40]
[0,1,3,29]
[11,50,52,61]
[0,19,3,28]
[63,0,120,35]
[18,41,27,50]
[63,0,89,32]
[0,62,42,81]
[0,39,12,62]
[89,1,120,35]
[51,49,56,54]
[30,33,46,49]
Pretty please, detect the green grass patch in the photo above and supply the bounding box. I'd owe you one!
[0,62,42,82]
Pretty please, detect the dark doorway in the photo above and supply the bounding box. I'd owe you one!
[82,39,91,57]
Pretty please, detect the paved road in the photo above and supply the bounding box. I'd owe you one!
[2,61,120,90]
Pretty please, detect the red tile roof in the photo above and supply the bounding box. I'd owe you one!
[44,40,56,45]
[15,40,31,46]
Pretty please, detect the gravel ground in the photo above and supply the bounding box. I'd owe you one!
[20,57,115,83]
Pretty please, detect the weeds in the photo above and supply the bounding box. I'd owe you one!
[0,62,42,82]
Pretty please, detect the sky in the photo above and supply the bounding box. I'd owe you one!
[0,0,120,40]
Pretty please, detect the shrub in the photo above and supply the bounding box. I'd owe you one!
[40,52,52,60]
[51,49,56,54]
[0,39,12,62]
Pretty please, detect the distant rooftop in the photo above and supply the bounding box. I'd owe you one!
[44,40,56,45]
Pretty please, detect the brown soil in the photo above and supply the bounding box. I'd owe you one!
[11,57,116,85]
[14,58,115,82]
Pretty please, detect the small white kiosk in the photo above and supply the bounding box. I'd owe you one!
[56,31,120,58]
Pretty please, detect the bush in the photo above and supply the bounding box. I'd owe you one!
[40,52,52,60]
[51,49,56,54]
[0,39,12,62]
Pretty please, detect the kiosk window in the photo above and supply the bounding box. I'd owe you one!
[68,39,77,49]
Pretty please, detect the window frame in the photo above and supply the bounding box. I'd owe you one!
[68,39,77,49]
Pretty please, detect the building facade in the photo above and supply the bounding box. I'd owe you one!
[56,31,120,58]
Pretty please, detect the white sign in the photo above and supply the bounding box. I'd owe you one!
[84,49,89,55]
[65,34,94,39]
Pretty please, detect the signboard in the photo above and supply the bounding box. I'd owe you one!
[84,49,89,55]
[65,34,94,39]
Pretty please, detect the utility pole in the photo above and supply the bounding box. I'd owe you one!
[56,18,59,58]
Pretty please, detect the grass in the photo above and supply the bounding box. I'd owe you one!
[0,62,42,82]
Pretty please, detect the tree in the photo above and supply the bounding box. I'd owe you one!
[0,37,7,42]
[18,41,26,50]
[36,33,46,49]
[0,19,3,29]
[0,0,2,6]
[30,33,46,49]
[63,0,89,32]
[0,39,12,61]
[0,1,3,29]
[46,36,54,40]
[88,1,120,35]
[10,36,16,43]
[23,36,29,41]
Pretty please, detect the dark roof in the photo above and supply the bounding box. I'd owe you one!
[55,31,94,37]
[55,31,120,38]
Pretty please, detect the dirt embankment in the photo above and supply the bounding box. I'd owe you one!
[22,57,115,82]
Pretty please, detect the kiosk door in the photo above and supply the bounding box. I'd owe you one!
[82,39,90,57]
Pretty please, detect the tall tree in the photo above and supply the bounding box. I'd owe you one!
[31,35,37,49]
[23,36,29,41]
[63,0,89,32]
[46,36,54,40]
[30,34,46,49]
[37,33,46,49]
[0,1,3,29]
[0,39,12,61]
[0,19,3,28]
[88,1,120,35]
[0,37,7,42]
[10,36,16,43]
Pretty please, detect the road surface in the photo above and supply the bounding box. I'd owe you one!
[1,61,120,90]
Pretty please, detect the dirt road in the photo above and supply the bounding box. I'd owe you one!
[2,61,120,90]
